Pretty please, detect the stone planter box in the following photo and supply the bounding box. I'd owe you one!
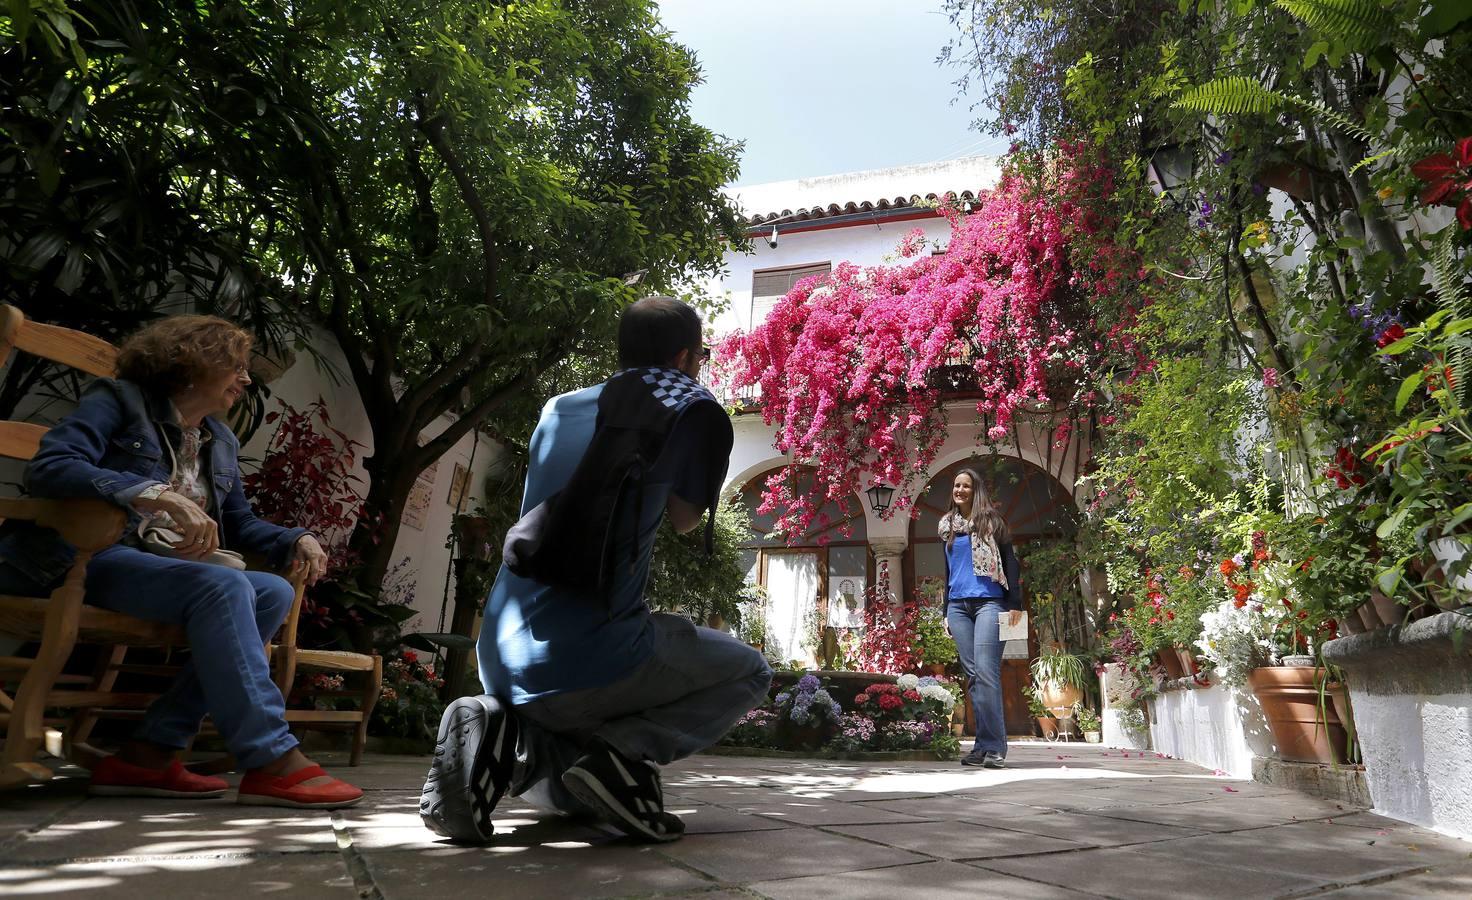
[1322,610,1472,839]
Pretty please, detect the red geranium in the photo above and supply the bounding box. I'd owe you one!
[1375,323,1407,349]
[1219,559,1238,577]
[878,693,904,711]
[1412,136,1472,230]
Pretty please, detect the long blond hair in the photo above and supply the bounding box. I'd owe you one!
[943,468,1010,547]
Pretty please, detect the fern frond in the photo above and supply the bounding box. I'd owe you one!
[1173,77,1285,115]
[1273,0,1395,47]
[1281,96,1378,146]
[1173,77,1377,146]
[1350,139,1444,174]
[1430,230,1472,406]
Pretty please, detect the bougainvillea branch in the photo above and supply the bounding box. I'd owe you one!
[715,145,1144,536]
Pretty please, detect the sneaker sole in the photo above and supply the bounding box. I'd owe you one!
[236,792,363,810]
[420,696,508,844]
[561,765,681,844]
[89,785,227,799]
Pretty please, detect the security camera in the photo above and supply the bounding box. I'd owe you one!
[766,225,779,249]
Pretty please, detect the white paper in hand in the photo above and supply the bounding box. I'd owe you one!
[998,611,1029,642]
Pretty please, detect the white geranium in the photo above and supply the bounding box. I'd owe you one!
[919,683,955,710]
[1195,598,1273,687]
[896,673,920,691]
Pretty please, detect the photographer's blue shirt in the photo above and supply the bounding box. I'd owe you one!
[477,382,713,704]
[945,534,1005,601]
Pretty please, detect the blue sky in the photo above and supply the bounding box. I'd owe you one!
[656,0,1004,186]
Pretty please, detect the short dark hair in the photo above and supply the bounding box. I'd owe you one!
[617,296,702,368]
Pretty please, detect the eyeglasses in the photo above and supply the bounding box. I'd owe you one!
[700,346,711,362]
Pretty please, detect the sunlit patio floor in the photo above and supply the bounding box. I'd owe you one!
[3,743,1469,898]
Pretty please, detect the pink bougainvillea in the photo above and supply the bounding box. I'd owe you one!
[714,144,1143,536]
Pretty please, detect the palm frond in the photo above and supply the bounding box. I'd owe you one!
[1273,0,1395,48]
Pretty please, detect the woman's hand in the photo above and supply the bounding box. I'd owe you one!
[1006,610,1024,629]
[136,490,218,558]
[292,534,329,586]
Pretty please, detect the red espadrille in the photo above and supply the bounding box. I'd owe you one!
[89,756,228,799]
[237,765,363,809]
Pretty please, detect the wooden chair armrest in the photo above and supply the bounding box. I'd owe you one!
[0,498,125,552]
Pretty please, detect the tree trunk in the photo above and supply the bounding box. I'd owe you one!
[347,449,421,595]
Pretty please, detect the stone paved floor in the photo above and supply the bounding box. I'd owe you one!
[2,744,1470,899]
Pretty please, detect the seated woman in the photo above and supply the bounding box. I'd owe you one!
[0,315,361,808]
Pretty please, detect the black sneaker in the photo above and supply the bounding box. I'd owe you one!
[982,751,1007,769]
[420,695,517,844]
[560,741,683,843]
[960,750,988,767]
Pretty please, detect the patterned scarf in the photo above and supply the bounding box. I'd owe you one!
[938,511,1008,589]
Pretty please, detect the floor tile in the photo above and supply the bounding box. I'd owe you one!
[828,820,1087,860]
[656,826,924,881]
[973,847,1321,899]
[748,859,1104,899]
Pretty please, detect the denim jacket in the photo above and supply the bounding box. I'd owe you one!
[0,378,307,589]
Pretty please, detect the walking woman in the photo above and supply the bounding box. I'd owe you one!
[940,468,1022,768]
[0,315,362,807]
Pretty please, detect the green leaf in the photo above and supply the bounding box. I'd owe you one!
[1397,371,1425,412]
[1377,507,1409,539]
[1380,334,1417,355]
[402,631,476,652]
[1424,0,1472,36]
[1304,40,1329,69]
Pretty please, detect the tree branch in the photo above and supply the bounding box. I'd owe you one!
[414,95,500,306]
[411,343,567,472]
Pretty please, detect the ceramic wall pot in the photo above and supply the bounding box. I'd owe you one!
[1246,666,1349,765]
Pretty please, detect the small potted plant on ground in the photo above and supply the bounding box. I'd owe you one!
[1025,684,1058,739]
[1074,702,1102,743]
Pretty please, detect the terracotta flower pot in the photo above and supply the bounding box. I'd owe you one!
[1036,716,1059,739]
[1369,590,1405,628]
[1038,680,1082,715]
[1156,650,1186,680]
[1171,646,1199,678]
[1246,666,1349,765]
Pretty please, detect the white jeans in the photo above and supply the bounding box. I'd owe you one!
[507,613,772,813]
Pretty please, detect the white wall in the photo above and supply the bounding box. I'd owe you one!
[705,215,956,337]
[240,330,504,633]
[1146,681,1277,779]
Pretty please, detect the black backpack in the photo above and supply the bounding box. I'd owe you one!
[502,368,732,595]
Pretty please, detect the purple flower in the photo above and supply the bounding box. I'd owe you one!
[1214,151,1233,165]
[797,674,820,693]
[1250,182,1266,196]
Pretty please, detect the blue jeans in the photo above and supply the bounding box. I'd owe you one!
[0,545,299,769]
[505,613,774,814]
[947,597,1007,756]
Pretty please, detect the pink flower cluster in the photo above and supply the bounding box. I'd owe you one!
[716,144,1143,534]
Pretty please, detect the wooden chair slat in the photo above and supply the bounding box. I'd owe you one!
[13,318,118,377]
[0,595,187,646]
[0,422,46,461]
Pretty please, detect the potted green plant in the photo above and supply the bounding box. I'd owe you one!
[911,599,959,675]
[1031,644,1090,718]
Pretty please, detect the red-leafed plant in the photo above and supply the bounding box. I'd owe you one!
[243,398,367,565]
[242,399,404,650]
